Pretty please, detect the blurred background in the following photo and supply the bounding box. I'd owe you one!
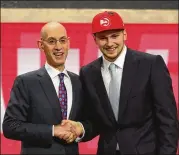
[1,1,178,154]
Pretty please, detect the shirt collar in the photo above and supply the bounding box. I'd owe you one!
[102,45,127,70]
[45,62,69,79]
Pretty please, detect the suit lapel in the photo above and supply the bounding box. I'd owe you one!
[68,72,78,119]
[37,67,62,121]
[118,49,139,122]
[92,58,117,124]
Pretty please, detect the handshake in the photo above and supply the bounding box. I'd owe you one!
[54,120,84,143]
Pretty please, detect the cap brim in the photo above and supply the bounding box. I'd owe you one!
[93,28,125,34]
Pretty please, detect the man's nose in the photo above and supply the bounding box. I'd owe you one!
[106,38,114,47]
[54,41,62,49]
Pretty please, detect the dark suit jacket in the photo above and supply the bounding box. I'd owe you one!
[3,66,84,155]
[79,48,179,155]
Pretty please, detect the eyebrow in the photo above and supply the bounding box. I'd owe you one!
[98,33,119,37]
[47,36,67,39]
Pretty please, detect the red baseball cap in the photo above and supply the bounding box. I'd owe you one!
[92,11,125,34]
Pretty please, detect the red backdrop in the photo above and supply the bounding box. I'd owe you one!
[1,23,178,154]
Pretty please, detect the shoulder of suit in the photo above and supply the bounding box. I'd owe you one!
[16,67,44,80]
[67,71,79,77]
[81,49,158,70]
[128,48,158,61]
[80,57,101,70]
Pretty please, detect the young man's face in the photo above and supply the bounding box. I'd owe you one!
[94,29,127,62]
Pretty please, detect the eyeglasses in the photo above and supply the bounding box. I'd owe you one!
[42,37,69,45]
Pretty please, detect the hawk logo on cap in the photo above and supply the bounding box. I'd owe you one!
[100,17,110,27]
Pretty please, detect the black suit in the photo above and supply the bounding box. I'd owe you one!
[79,48,179,155]
[3,67,83,155]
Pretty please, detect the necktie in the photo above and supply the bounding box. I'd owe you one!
[109,63,120,120]
[58,73,67,119]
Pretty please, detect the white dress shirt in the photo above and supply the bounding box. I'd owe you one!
[45,63,84,141]
[101,45,127,94]
[101,45,127,150]
[45,63,72,119]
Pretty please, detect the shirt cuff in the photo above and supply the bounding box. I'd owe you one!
[75,122,85,142]
[52,125,54,136]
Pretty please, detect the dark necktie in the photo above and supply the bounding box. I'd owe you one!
[58,73,67,119]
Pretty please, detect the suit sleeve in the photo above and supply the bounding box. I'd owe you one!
[79,68,100,142]
[2,76,53,146]
[151,55,179,154]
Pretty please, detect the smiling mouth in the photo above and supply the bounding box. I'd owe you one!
[105,47,117,52]
[53,52,64,57]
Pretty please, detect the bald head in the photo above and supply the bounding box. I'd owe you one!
[40,22,67,39]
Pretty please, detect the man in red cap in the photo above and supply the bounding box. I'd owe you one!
[62,11,178,155]
[77,11,178,155]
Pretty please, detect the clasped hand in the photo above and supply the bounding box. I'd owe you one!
[54,120,83,143]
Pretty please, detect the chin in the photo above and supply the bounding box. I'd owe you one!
[104,57,115,62]
[56,62,65,66]
[52,61,63,67]
[55,59,65,64]
[106,53,118,59]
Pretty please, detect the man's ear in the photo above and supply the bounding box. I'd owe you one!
[92,34,96,40]
[92,34,97,44]
[67,37,70,49]
[123,29,127,41]
[37,40,44,51]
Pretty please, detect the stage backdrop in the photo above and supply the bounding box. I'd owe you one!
[1,23,178,154]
